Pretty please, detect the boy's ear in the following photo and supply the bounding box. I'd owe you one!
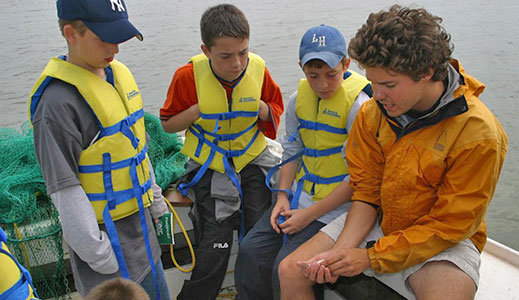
[298,61,303,70]
[343,57,351,70]
[420,68,435,82]
[63,24,77,44]
[201,44,211,58]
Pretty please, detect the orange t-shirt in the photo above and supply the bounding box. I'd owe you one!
[159,62,284,139]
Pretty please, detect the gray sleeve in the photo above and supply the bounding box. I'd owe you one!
[32,80,99,194]
[50,185,119,274]
[346,90,371,133]
[33,117,82,194]
[280,91,304,161]
[145,133,169,219]
[148,160,169,219]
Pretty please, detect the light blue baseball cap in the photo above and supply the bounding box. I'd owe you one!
[299,24,346,68]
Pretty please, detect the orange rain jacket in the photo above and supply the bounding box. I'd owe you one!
[346,60,508,273]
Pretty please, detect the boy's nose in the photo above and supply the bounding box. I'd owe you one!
[231,55,242,68]
[108,43,119,54]
[373,88,384,101]
[318,78,328,89]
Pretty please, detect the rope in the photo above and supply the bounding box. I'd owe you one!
[13,223,31,273]
[163,198,195,273]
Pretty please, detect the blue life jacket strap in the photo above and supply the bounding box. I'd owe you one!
[300,162,347,185]
[303,146,342,157]
[297,118,347,135]
[99,160,161,299]
[264,150,304,245]
[29,77,54,124]
[78,146,147,173]
[102,207,130,279]
[0,273,31,300]
[129,163,161,300]
[180,125,262,243]
[264,150,304,200]
[102,153,116,210]
[190,121,257,158]
[98,109,144,149]
[86,179,151,202]
[200,110,258,133]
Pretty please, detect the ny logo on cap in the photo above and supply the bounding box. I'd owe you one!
[312,34,326,47]
[110,0,126,12]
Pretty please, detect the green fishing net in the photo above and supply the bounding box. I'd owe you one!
[144,112,187,190]
[0,113,186,298]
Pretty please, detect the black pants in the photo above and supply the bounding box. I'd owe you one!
[177,164,271,300]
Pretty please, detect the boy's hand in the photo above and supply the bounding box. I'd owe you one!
[324,247,370,278]
[270,193,290,233]
[299,247,370,283]
[278,207,314,235]
[297,255,338,284]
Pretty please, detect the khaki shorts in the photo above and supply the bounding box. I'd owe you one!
[321,212,481,300]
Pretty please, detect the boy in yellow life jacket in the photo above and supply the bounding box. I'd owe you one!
[279,6,507,300]
[0,227,39,300]
[234,25,372,299]
[28,0,170,299]
[159,4,284,299]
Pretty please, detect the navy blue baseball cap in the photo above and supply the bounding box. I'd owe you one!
[57,0,143,44]
[299,25,346,68]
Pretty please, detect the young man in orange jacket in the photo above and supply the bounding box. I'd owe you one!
[278,5,508,300]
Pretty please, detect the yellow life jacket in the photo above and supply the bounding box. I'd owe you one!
[295,70,370,201]
[28,57,153,223]
[0,228,38,300]
[181,53,268,174]
[28,57,157,281]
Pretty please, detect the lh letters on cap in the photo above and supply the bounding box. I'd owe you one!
[312,34,326,47]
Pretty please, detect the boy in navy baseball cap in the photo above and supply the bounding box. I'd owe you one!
[28,0,170,299]
[235,24,373,299]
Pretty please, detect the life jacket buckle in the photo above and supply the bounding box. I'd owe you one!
[133,151,145,166]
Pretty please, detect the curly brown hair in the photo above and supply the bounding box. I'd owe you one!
[348,5,453,82]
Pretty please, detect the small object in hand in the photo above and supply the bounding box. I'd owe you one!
[154,212,174,245]
[297,259,324,270]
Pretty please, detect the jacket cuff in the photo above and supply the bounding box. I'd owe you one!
[367,247,380,272]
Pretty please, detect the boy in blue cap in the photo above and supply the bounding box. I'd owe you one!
[28,0,170,299]
[235,24,372,299]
